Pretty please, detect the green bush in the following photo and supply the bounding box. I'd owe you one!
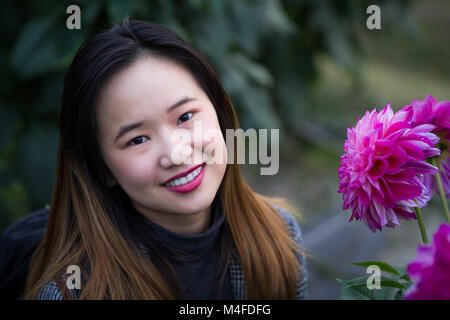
[0,0,412,229]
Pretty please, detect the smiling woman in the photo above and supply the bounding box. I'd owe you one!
[95,53,228,234]
[22,19,308,300]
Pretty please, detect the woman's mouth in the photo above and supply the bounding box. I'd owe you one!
[163,162,206,194]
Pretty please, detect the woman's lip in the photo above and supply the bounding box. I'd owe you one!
[164,164,205,194]
[162,162,205,185]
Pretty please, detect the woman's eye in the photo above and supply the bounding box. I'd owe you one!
[127,136,149,146]
[177,111,193,125]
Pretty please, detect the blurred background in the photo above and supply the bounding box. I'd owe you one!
[0,0,449,299]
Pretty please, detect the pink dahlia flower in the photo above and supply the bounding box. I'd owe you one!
[338,104,440,232]
[404,223,450,300]
[400,95,450,198]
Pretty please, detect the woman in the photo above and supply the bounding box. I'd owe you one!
[24,19,307,300]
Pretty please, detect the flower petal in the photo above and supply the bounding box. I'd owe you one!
[388,181,422,201]
[398,140,425,160]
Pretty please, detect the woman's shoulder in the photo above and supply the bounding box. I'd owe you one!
[270,203,303,240]
[36,280,64,300]
[270,203,308,299]
[36,271,82,300]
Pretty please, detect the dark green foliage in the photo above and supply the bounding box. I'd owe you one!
[0,0,411,229]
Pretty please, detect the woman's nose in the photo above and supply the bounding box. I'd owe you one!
[158,126,195,168]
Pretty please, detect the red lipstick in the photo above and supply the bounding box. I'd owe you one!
[162,162,205,185]
[162,162,206,194]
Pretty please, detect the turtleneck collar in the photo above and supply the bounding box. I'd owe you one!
[142,197,225,263]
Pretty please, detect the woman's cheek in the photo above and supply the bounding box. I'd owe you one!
[114,155,156,187]
[202,123,227,165]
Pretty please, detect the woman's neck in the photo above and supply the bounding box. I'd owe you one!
[132,202,212,235]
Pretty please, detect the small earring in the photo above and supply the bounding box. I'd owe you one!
[105,175,117,187]
[107,179,116,187]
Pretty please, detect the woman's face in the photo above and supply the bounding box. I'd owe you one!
[96,55,227,221]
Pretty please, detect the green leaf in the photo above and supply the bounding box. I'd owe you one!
[374,287,395,300]
[336,276,369,287]
[10,10,85,80]
[221,64,247,97]
[238,84,281,130]
[394,266,406,275]
[350,261,400,275]
[228,0,264,56]
[11,16,56,79]
[394,266,411,281]
[338,275,408,300]
[106,0,136,23]
[338,276,407,290]
[17,125,59,205]
[82,1,103,25]
[232,53,274,88]
[340,285,375,300]
[192,1,231,60]
[260,0,296,35]
[394,289,404,300]
[378,279,407,290]
[52,28,86,71]
[0,107,18,150]
[34,73,64,114]
[311,2,355,69]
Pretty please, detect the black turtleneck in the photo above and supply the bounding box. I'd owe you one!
[142,199,233,299]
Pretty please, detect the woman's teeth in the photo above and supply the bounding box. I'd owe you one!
[165,165,203,187]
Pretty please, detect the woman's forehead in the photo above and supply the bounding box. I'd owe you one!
[98,56,200,113]
[95,55,209,138]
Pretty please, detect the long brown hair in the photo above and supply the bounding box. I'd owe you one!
[24,19,305,300]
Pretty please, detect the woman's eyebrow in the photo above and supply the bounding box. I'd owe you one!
[166,96,196,114]
[115,121,145,143]
[114,96,196,143]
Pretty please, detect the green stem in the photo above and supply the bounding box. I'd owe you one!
[414,199,428,244]
[431,157,450,223]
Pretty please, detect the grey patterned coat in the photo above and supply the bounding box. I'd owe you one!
[37,205,308,300]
